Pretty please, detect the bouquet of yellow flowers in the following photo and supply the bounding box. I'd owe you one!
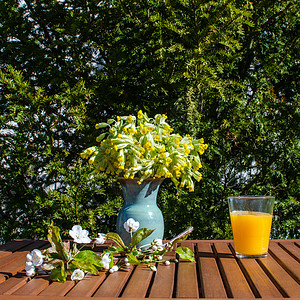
[81,110,207,192]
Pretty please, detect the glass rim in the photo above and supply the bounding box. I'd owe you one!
[227,195,275,200]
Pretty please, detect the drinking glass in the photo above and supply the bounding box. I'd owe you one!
[227,196,275,258]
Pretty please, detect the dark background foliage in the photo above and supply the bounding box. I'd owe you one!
[0,0,299,243]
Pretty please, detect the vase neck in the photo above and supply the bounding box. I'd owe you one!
[118,178,164,205]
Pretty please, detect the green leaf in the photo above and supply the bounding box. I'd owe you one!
[175,247,195,262]
[96,132,107,142]
[50,263,67,282]
[169,233,190,248]
[107,119,115,124]
[47,225,68,261]
[74,250,103,267]
[126,253,141,265]
[105,232,126,249]
[47,252,63,260]
[71,260,99,275]
[130,228,155,248]
[107,246,124,255]
[95,122,109,129]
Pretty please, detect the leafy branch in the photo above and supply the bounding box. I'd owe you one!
[25,223,195,282]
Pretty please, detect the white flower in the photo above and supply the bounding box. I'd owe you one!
[123,218,139,233]
[25,261,35,276]
[152,245,158,251]
[109,265,119,273]
[153,239,163,246]
[42,263,55,271]
[69,225,91,244]
[25,266,36,277]
[165,260,170,266]
[149,265,157,272]
[157,255,163,260]
[94,233,106,244]
[101,252,111,270]
[71,269,85,281]
[27,249,43,267]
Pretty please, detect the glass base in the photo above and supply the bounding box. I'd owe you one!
[235,252,268,259]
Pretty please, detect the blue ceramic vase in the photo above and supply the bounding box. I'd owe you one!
[116,178,164,248]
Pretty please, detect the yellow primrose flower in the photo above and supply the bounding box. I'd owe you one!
[144,142,152,148]
[185,149,191,155]
[86,148,93,155]
[197,174,203,182]
[128,128,135,134]
[141,127,148,135]
[166,157,172,164]
[160,153,166,159]
[137,110,143,119]
[80,152,88,159]
[82,111,207,192]
[154,135,161,141]
[175,138,181,144]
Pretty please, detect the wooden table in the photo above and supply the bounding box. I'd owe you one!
[0,239,299,300]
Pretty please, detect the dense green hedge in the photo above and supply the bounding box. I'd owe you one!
[0,0,299,243]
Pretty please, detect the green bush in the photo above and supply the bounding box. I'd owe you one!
[0,0,299,242]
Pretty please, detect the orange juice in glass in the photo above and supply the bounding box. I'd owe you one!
[228,196,275,258]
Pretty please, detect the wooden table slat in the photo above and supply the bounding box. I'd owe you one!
[0,239,298,299]
[120,265,154,298]
[65,272,106,297]
[12,276,50,296]
[0,240,36,252]
[93,266,134,298]
[214,242,255,298]
[227,241,284,299]
[197,242,227,298]
[278,241,300,262]
[269,241,300,283]
[257,253,300,298]
[176,241,199,298]
[0,240,49,269]
[148,252,177,298]
[38,280,75,297]
[0,275,28,295]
